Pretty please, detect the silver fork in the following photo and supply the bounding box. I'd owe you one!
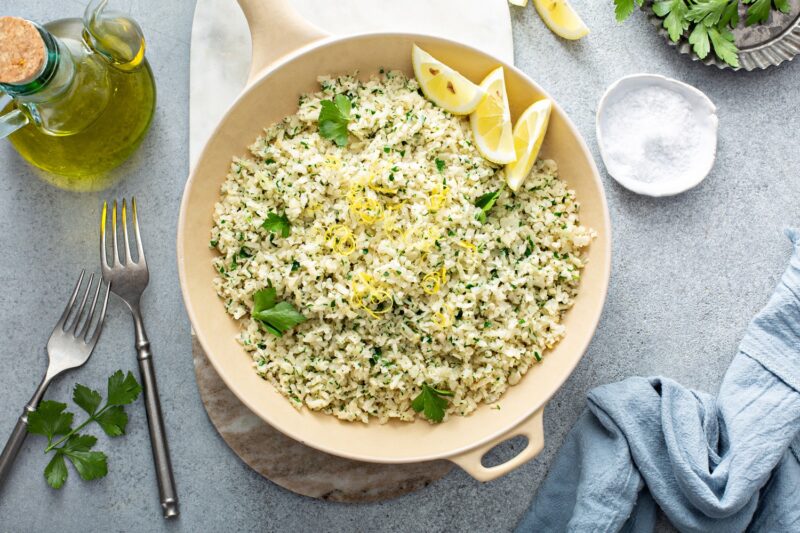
[0,271,110,486]
[100,198,178,519]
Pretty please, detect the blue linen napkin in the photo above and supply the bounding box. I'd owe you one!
[517,229,800,533]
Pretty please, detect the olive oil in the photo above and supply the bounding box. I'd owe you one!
[0,13,155,185]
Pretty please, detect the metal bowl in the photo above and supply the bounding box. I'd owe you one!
[646,1,800,70]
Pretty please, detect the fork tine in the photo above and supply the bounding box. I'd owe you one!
[132,197,145,263]
[111,200,119,266]
[100,201,109,268]
[112,200,120,267]
[55,270,85,330]
[121,199,132,265]
[87,281,111,345]
[79,278,103,340]
[70,273,94,335]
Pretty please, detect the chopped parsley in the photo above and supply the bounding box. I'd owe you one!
[435,158,446,173]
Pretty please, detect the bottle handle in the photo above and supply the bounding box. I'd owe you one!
[83,0,147,71]
[0,94,28,139]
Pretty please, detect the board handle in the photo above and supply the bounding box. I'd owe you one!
[449,407,545,482]
[237,0,328,85]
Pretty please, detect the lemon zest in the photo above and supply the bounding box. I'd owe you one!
[325,224,356,255]
[422,272,441,295]
[368,174,398,195]
[347,181,385,225]
[458,240,477,253]
[432,304,454,329]
[421,266,447,295]
[428,186,449,211]
[349,272,393,318]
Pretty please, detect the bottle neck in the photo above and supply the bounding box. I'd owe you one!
[0,24,75,102]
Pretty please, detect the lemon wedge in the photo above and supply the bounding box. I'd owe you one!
[412,44,486,115]
[470,67,516,165]
[532,0,590,40]
[504,99,552,191]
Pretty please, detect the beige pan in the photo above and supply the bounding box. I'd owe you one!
[178,0,611,481]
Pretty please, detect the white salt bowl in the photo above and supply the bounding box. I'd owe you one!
[596,74,718,197]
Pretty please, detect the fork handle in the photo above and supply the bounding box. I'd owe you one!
[0,414,30,487]
[0,377,49,488]
[137,341,179,518]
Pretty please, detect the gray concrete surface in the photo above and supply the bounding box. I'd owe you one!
[0,1,797,531]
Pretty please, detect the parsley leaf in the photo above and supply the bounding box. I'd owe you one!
[28,401,73,442]
[253,302,307,337]
[688,23,713,59]
[262,212,291,238]
[72,384,102,415]
[613,0,644,22]
[743,0,790,26]
[95,407,128,437]
[708,26,740,68]
[474,189,502,223]
[106,370,143,406]
[435,158,446,173]
[252,287,307,337]
[653,0,690,42]
[27,371,141,489]
[686,0,731,27]
[411,384,454,423]
[318,94,352,147]
[44,453,68,489]
[254,286,278,313]
[61,435,107,481]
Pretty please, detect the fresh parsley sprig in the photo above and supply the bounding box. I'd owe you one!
[27,371,142,489]
[411,383,454,423]
[474,189,503,223]
[252,286,307,337]
[318,94,352,147]
[614,0,791,68]
[262,212,291,238]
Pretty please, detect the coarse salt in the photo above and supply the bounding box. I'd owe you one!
[597,76,718,196]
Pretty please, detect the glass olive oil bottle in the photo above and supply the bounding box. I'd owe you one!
[0,1,155,185]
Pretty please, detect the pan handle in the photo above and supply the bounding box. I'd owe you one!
[449,407,545,482]
[237,0,328,85]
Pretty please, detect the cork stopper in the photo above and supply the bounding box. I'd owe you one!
[0,17,46,85]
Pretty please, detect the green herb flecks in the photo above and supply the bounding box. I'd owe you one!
[252,286,307,337]
[318,94,352,146]
[435,158,446,173]
[474,189,502,223]
[262,212,291,238]
[411,383,454,423]
[27,371,142,489]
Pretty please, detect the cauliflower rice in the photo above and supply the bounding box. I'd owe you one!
[211,70,594,423]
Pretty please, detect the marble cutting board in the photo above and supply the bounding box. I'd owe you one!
[189,0,514,502]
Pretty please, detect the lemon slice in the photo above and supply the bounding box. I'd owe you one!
[532,0,590,40]
[412,44,486,115]
[504,99,552,191]
[470,67,516,165]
